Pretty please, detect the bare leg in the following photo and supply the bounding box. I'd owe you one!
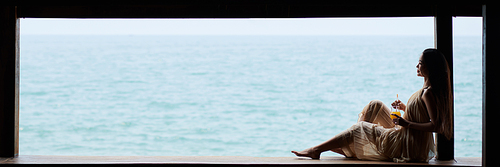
[331,148,347,157]
[292,100,386,159]
[291,135,344,159]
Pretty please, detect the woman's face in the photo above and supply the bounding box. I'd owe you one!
[416,54,428,77]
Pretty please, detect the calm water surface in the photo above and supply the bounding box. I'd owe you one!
[20,35,482,157]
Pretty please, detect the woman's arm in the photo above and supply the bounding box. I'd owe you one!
[391,100,406,112]
[393,88,439,132]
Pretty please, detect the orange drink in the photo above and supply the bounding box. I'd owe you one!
[391,94,401,119]
[390,111,401,119]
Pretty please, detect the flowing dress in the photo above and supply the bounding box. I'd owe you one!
[338,87,436,162]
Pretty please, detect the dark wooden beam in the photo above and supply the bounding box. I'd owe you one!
[0,6,19,157]
[434,5,454,161]
[17,4,482,19]
[482,4,500,167]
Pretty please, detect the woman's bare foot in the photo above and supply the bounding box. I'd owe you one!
[291,147,321,159]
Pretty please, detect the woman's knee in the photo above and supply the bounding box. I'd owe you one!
[360,100,387,123]
[369,100,384,107]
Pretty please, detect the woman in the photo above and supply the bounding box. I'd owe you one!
[291,48,453,162]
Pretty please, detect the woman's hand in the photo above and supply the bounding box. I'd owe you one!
[391,114,410,128]
[391,100,406,111]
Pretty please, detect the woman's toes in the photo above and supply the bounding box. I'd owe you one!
[291,148,320,159]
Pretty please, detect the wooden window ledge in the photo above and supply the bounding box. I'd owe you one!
[0,155,480,166]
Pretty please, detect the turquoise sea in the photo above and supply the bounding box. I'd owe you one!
[19,35,482,157]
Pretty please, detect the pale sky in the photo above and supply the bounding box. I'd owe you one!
[20,17,482,36]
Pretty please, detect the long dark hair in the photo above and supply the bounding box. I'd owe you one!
[421,48,453,140]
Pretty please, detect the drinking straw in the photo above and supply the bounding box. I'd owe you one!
[396,94,399,110]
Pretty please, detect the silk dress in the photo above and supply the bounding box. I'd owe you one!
[337,87,436,162]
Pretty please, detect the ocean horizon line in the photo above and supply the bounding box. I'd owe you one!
[21,34,443,37]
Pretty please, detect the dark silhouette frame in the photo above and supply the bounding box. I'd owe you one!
[1,2,497,166]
